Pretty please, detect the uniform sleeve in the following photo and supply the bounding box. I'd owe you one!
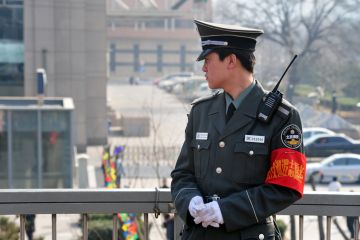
[219,107,306,232]
[264,109,306,196]
[171,108,203,225]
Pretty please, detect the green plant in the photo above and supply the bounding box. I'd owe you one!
[276,219,288,238]
[294,84,314,97]
[0,217,19,240]
[79,214,146,240]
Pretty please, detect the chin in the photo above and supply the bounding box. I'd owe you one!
[208,83,219,89]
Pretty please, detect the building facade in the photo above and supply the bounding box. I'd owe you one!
[0,0,108,152]
[0,0,213,152]
[107,0,212,81]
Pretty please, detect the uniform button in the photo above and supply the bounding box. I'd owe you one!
[258,233,264,240]
[219,141,225,148]
[216,167,222,174]
[249,150,254,156]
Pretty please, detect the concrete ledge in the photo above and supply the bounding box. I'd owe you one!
[121,114,150,137]
[87,137,108,146]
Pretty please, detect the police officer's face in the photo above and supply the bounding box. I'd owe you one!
[202,52,228,89]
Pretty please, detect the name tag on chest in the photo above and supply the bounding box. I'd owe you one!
[245,135,265,143]
[196,132,208,140]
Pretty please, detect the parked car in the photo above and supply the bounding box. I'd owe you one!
[304,134,360,158]
[154,72,194,92]
[303,127,335,141]
[306,153,360,183]
[173,76,210,101]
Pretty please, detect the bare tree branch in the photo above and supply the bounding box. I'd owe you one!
[215,0,360,100]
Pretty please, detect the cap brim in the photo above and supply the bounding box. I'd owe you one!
[196,49,213,61]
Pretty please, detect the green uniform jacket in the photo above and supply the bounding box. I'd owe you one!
[171,81,306,239]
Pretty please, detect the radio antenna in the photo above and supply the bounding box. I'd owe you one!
[273,55,298,92]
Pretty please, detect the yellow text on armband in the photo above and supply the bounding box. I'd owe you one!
[267,159,305,182]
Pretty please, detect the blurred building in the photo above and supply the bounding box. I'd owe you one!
[0,98,74,188]
[0,0,213,153]
[106,0,213,81]
[0,0,108,152]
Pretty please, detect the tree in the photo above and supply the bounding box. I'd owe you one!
[215,0,360,101]
[0,217,19,240]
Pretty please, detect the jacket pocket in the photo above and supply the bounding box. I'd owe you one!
[241,222,275,240]
[232,143,269,184]
[191,139,211,179]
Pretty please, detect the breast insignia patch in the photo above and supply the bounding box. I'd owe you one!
[281,124,302,149]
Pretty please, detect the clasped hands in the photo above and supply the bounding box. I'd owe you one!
[188,196,224,228]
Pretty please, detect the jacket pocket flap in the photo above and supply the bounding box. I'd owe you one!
[234,143,268,155]
[191,139,211,150]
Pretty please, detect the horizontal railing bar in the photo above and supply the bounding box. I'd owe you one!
[1,189,359,204]
[0,188,172,203]
[294,192,360,205]
[0,203,174,215]
[0,189,359,217]
[279,205,360,216]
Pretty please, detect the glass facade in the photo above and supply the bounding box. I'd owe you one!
[0,99,74,189]
[0,110,8,188]
[0,0,24,95]
[12,111,38,188]
[41,111,72,188]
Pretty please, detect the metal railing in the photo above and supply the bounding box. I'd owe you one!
[0,189,359,240]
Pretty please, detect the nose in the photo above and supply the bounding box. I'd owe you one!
[202,62,207,72]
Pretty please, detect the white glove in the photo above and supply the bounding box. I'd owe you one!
[202,220,220,228]
[188,196,205,218]
[194,201,224,227]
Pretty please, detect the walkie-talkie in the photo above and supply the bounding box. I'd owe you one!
[257,55,298,123]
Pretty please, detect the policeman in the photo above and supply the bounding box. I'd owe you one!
[171,19,306,240]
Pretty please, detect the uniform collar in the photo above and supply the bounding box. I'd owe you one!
[225,80,255,113]
[208,80,265,136]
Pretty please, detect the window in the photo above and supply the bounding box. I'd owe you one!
[0,2,24,93]
[348,158,360,166]
[5,0,23,5]
[303,132,311,139]
[315,138,328,144]
[332,158,347,166]
[330,137,350,144]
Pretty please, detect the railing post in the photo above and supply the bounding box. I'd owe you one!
[174,214,183,240]
[112,213,118,240]
[20,214,25,240]
[52,214,57,240]
[144,213,149,240]
[299,215,304,240]
[355,217,359,240]
[82,213,88,240]
[326,216,331,240]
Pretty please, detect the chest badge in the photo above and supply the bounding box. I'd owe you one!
[196,132,208,140]
[245,135,265,143]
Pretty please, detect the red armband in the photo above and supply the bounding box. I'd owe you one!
[265,148,306,196]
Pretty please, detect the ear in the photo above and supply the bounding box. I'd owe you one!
[227,54,238,69]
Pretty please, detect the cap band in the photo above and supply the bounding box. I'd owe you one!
[202,40,228,46]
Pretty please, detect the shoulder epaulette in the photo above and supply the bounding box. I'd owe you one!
[191,89,223,105]
[276,99,292,118]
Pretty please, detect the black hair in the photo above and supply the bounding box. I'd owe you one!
[212,48,256,73]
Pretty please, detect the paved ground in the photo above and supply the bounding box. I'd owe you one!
[32,83,359,240]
